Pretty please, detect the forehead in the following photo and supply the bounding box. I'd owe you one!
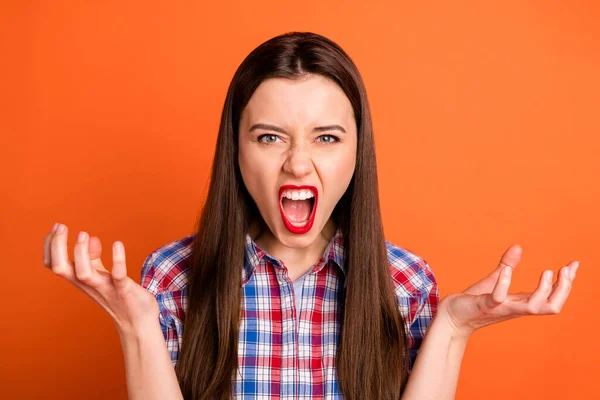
[241,74,355,129]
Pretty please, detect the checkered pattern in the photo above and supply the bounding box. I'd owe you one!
[140,228,438,399]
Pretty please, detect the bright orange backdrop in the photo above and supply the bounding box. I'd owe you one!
[3,1,598,399]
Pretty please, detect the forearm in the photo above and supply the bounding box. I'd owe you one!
[118,321,184,400]
[401,305,471,400]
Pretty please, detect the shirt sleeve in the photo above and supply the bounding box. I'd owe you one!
[140,252,182,368]
[407,260,439,372]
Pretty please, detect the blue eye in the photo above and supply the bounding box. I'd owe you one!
[257,134,281,143]
[257,133,339,144]
[317,134,340,143]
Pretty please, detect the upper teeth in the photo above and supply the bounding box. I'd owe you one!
[282,189,315,201]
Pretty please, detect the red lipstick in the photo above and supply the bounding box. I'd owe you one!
[278,184,318,235]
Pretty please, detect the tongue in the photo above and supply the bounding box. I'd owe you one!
[281,198,312,223]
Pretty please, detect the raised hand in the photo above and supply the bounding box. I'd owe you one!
[439,244,579,339]
[43,223,159,336]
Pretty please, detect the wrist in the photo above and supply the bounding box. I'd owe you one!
[116,316,161,341]
[436,296,475,342]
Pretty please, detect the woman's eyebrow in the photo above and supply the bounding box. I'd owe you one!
[249,123,346,134]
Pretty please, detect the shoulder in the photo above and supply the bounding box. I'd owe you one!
[385,239,437,300]
[140,234,196,295]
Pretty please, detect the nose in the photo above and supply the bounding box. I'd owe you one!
[282,145,314,178]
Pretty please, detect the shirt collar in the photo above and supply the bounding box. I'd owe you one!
[243,226,346,282]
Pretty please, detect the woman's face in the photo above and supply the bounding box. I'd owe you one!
[238,73,357,249]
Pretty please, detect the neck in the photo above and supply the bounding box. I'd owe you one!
[250,218,337,281]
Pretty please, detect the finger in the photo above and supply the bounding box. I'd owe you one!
[526,270,554,314]
[488,266,512,306]
[43,223,59,267]
[50,224,74,276]
[492,244,522,278]
[49,225,112,308]
[112,241,129,291]
[462,245,523,296]
[569,261,579,280]
[546,261,577,314]
[88,236,108,272]
[73,231,100,286]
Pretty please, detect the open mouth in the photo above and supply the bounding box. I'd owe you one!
[279,185,318,234]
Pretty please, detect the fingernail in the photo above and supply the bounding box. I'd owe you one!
[56,224,65,234]
[114,241,123,253]
[571,261,579,279]
[52,223,58,233]
[77,231,87,243]
[563,267,570,278]
[504,266,512,276]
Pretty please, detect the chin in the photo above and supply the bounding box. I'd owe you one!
[275,221,323,248]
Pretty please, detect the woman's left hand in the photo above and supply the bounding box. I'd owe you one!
[439,245,579,339]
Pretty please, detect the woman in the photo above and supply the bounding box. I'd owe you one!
[42,32,578,399]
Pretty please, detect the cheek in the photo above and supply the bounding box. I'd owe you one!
[239,156,258,199]
[319,154,356,202]
[239,144,260,183]
[239,153,277,206]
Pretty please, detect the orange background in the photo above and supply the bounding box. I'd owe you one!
[3,1,598,399]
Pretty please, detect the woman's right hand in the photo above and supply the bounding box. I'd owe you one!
[43,223,160,336]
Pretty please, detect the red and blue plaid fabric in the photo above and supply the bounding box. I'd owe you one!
[140,227,438,399]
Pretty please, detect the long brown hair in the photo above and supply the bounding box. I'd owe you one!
[176,32,410,399]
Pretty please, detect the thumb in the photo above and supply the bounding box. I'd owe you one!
[88,236,108,272]
[491,244,522,278]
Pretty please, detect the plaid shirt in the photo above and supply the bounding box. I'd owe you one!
[140,228,438,399]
